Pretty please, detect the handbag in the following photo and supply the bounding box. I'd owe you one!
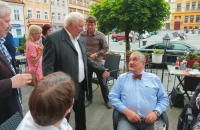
[27,61,40,87]
[178,104,195,130]
[171,86,184,108]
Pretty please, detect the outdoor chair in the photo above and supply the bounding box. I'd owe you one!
[0,112,22,130]
[112,109,169,130]
[92,54,121,91]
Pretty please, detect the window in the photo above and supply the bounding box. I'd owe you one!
[198,2,200,10]
[192,2,196,10]
[57,0,59,6]
[58,13,61,20]
[173,43,189,51]
[44,0,47,3]
[35,0,40,2]
[16,29,22,37]
[62,0,65,7]
[27,10,32,19]
[14,10,20,20]
[36,11,41,19]
[186,3,190,10]
[52,12,55,20]
[63,14,66,20]
[44,11,48,20]
[177,3,181,11]
[196,15,200,23]
[51,0,54,5]
[190,15,194,23]
[184,16,188,23]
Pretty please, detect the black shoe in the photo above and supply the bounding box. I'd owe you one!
[106,102,112,109]
[85,100,92,107]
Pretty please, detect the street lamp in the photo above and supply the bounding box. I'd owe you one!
[161,33,170,83]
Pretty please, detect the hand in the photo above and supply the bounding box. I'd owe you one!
[123,108,141,122]
[145,112,158,124]
[11,74,32,88]
[102,69,110,78]
[196,97,200,109]
[38,44,44,51]
[90,54,96,60]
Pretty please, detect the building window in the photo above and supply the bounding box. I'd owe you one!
[35,0,40,2]
[57,0,60,6]
[198,2,200,10]
[16,29,22,37]
[184,16,188,23]
[58,13,61,20]
[196,15,200,23]
[52,12,55,20]
[186,3,190,10]
[51,0,54,5]
[190,15,194,23]
[27,10,32,19]
[177,3,181,11]
[36,11,41,19]
[63,14,65,20]
[44,11,48,19]
[44,0,47,3]
[62,0,65,7]
[192,2,196,10]
[14,10,20,20]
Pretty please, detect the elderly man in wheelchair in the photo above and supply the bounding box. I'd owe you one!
[108,52,169,130]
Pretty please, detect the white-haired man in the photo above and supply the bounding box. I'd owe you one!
[0,1,32,125]
[42,12,110,130]
[109,51,169,130]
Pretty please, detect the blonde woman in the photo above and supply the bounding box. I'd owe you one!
[26,25,44,83]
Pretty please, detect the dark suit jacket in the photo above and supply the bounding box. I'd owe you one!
[0,52,22,125]
[42,28,105,99]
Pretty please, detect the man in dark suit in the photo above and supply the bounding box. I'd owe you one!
[0,1,32,125]
[4,32,16,61]
[42,12,110,130]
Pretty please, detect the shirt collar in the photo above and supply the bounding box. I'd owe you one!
[64,28,80,40]
[87,30,97,36]
[0,38,5,44]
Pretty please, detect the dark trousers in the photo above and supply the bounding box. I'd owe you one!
[86,66,109,103]
[66,80,86,130]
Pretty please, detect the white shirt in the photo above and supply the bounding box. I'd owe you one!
[16,111,73,130]
[65,29,85,82]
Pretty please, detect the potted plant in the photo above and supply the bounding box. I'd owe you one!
[186,51,199,67]
[177,56,186,64]
[152,49,164,63]
[126,50,132,62]
[141,52,150,63]
[103,50,115,60]
[16,35,26,55]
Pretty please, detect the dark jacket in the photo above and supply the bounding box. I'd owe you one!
[42,28,105,99]
[4,32,16,61]
[0,52,22,125]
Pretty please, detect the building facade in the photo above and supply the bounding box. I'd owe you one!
[171,0,200,30]
[3,0,25,38]
[23,0,51,34]
[51,0,68,32]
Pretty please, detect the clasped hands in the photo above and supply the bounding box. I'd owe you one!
[123,108,158,124]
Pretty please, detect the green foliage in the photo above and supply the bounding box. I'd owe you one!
[108,50,115,54]
[177,56,186,60]
[126,50,132,56]
[186,52,198,60]
[141,52,150,56]
[153,49,164,54]
[89,0,170,51]
[16,34,26,52]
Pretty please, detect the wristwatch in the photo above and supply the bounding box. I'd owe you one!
[153,110,160,117]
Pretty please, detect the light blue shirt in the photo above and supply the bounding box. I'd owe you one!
[108,71,169,118]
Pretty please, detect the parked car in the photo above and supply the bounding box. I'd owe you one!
[111,32,133,42]
[135,42,200,64]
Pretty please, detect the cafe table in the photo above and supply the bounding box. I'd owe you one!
[167,65,200,101]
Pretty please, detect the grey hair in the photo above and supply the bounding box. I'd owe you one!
[64,12,84,27]
[131,51,146,62]
[0,1,11,17]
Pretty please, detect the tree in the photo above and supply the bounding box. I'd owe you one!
[89,0,170,51]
